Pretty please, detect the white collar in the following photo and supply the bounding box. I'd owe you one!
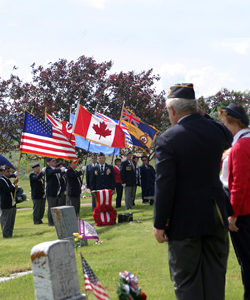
[233,128,250,145]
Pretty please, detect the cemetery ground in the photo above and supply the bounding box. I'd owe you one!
[0,176,244,300]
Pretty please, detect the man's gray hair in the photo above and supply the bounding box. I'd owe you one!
[167,98,198,114]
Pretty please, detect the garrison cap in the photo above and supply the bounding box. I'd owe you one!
[168,83,195,100]
[32,163,40,169]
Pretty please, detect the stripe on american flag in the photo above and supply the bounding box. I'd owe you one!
[81,254,110,300]
[20,112,77,161]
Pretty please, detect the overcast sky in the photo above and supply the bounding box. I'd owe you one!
[0,0,249,97]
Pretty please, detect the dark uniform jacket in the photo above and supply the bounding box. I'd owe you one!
[120,160,136,186]
[86,163,98,190]
[66,167,82,197]
[154,113,233,241]
[90,164,115,191]
[45,166,61,197]
[0,175,16,209]
[140,164,155,196]
[29,172,45,199]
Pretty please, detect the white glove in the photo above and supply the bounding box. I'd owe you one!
[122,183,126,188]
[14,171,17,176]
[61,167,66,172]
[41,167,46,173]
[64,168,68,173]
[82,166,86,171]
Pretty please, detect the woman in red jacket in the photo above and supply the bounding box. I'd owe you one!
[219,103,250,300]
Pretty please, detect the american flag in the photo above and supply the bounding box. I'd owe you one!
[95,112,133,150]
[46,113,76,145]
[81,254,110,300]
[20,112,77,161]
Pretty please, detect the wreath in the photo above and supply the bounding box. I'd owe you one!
[93,204,117,226]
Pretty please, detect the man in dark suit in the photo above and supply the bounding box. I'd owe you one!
[45,157,66,226]
[86,154,98,210]
[139,155,155,205]
[66,159,85,217]
[56,162,67,206]
[0,165,18,238]
[90,152,115,193]
[154,83,233,300]
[120,151,136,209]
[29,163,45,224]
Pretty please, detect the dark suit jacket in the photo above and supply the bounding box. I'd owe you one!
[29,172,45,199]
[66,167,82,197]
[139,164,155,194]
[90,164,115,191]
[0,176,16,209]
[86,163,98,190]
[154,113,233,240]
[45,166,61,197]
[120,160,136,186]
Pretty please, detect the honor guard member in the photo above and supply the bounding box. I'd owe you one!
[90,152,115,193]
[114,158,123,208]
[154,83,233,300]
[56,162,67,206]
[0,165,18,238]
[86,154,98,210]
[120,151,136,209]
[139,155,155,205]
[66,160,85,217]
[29,163,46,224]
[45,158,66,226]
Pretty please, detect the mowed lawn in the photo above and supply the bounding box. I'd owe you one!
[0,176,244,299]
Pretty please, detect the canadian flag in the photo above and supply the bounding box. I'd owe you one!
[73,105,125,148]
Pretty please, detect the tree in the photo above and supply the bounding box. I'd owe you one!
[0,55,166,153]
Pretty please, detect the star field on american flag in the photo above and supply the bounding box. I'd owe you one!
[25,113,52,137]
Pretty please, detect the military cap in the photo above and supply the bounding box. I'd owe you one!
[168,83,195,100]
[32,163,40,169]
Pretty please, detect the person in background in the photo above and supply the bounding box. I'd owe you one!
[45,158,66,226]
[56,162,67,206]
[29,163,46,224]
[66,160,85,217]
[114,158,123,208]
[132,155,140,206]
[0,165,18,238]
[154,83,233,300]
[86,154,98,210]
[139,155,155,205]
[90,152,115,193]
[218,103,250,300]
[120,151,136,210]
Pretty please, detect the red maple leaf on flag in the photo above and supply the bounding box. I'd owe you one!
[93,121,112,139]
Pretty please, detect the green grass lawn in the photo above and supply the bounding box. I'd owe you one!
[0,176,244,299]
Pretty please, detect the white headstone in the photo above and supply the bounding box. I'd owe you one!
[31,240,87,300]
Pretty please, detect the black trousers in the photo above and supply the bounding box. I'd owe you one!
[32,197,45,224]
[115,183,123,208]
[69,195,80,217]
[47,196,58,226]
[230,215,250,300]
[168,207,229,300]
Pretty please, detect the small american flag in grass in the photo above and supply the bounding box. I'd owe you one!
[80,254,110,300]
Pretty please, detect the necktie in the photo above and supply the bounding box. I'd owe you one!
[101,165,104,173]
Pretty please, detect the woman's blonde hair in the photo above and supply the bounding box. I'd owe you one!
[218,108,247,129]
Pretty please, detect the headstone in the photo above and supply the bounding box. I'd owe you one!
[31,240,87,300]
[51,206,87,246]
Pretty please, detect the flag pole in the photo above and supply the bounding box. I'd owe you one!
[111,100,126,165]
